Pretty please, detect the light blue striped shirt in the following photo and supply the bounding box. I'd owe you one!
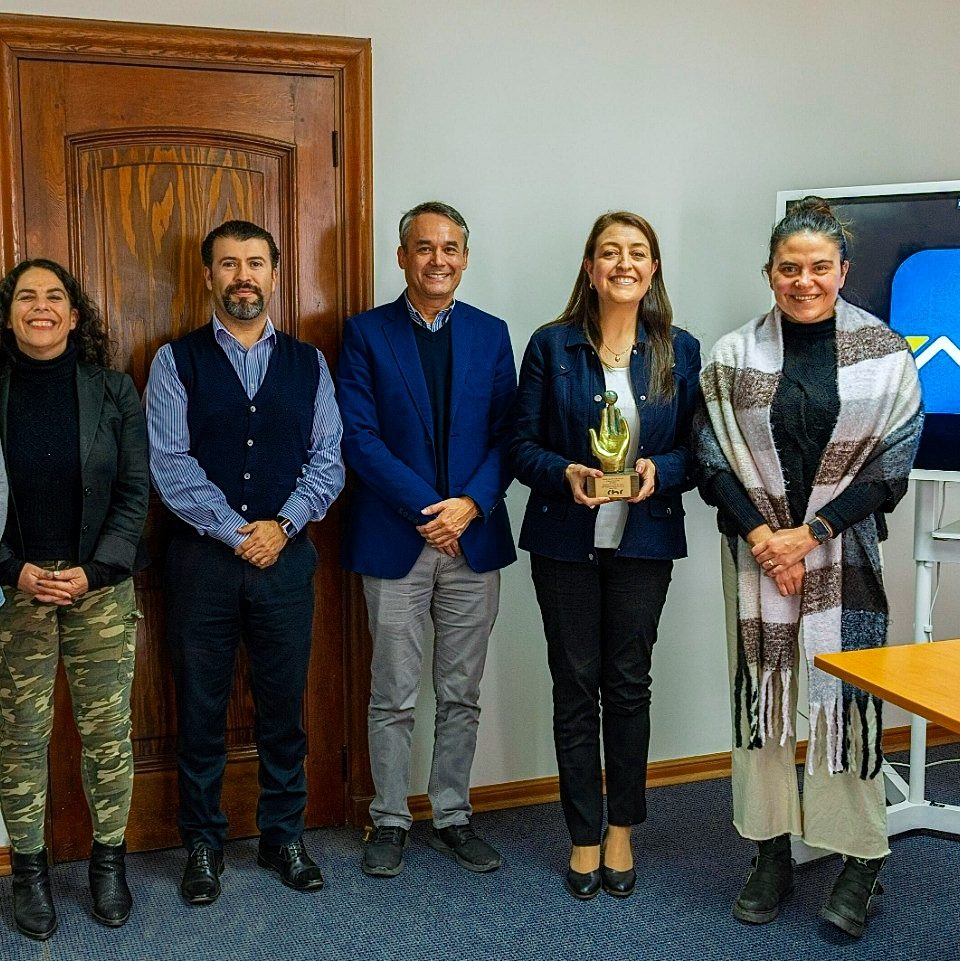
[144,316,344,548]
[404,292,455,332]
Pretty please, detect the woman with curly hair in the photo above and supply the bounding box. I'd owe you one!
[0,259,149,940]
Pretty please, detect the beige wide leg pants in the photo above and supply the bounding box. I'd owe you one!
[721,539,889,859]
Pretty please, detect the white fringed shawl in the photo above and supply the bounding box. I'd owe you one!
[697,299,923,776]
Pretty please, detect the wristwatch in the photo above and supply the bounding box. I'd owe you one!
[807,516,833,544]
[276,516,295,538]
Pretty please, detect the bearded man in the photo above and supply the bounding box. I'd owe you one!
[145,220,344,905]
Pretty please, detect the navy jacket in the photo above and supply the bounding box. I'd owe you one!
[338,295,517,578]
[510,322,701,562]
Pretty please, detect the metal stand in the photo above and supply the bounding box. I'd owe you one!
[793,472,960,864]
[884,473,960,838]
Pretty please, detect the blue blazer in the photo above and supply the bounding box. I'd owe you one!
[338,295,517,578]
[510,322,701,562]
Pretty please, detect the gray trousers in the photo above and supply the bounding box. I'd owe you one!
[363,544,500,830]
[721,539,888,858]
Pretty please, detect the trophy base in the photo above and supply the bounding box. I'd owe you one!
[586,472,640,500]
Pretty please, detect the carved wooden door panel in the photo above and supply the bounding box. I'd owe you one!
[0,22,370,860]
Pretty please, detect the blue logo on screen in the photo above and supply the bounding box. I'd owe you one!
[890,248,960,415]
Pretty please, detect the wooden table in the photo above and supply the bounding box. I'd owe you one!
[815,638,960,735]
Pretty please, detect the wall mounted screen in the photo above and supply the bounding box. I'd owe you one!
[777,182,960,474]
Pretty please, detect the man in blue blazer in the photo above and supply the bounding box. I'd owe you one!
[338,201,516,879]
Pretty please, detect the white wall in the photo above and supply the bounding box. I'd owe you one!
[2,2,960,849]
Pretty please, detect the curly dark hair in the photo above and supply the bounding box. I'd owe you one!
[0,258,113,367]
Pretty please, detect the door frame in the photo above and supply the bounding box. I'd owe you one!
[0,12,377,841]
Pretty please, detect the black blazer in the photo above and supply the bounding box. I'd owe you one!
[0,359,149,577]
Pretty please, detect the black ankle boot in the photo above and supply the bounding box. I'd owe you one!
[732,833,794,924]
[89,839,132,927]
[820,855,885,938]
[11,849,57,941]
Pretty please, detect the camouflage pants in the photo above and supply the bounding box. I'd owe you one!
[0,574,140,854]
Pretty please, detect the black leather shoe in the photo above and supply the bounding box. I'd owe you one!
[89,839,132,926]
[733,833,794,924]
[428,820,502,873]
[600,828,636,898]
[12,849,57,941]
[180,844,224,905]
[362,825,408,878]
[257,837,325,891]
[565,867,602,901]
[820,855,886,938]
[601,863,637,898]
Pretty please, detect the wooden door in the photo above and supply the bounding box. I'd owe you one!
[0,15,374,861]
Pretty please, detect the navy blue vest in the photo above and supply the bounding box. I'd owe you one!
[170,324,320,521]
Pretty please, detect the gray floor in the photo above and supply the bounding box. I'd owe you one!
[1,743,958,961]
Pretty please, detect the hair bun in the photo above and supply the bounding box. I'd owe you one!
[765,195,852,271]
[794,195,837,220]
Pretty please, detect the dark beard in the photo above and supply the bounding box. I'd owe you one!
[223,290,265,321]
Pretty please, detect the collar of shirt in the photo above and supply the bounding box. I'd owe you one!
[211,313,277,351]
[404,293,455,333]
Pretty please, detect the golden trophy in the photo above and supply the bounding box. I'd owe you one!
[586,390,640,499]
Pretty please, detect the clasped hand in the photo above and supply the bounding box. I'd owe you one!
[748,523,819,597]
[21,564,89,605]
[235,519,288,569]
[417,496,479,557]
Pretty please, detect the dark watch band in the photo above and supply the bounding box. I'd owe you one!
[277,516,295,538]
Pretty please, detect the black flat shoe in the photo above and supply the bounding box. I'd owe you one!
[565,867,602,901]
[601,863,636,898]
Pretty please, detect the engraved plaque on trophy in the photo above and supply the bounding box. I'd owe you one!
[585,390,640,499]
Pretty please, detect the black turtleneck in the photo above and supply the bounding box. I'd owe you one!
[772,316,840,525]
[0,340,121,590]
[704,315,899,540]
[1,341,82,582]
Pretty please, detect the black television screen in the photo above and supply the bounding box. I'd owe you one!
[779,183,960,473]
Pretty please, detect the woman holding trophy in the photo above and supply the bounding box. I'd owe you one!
[511,211,701,899]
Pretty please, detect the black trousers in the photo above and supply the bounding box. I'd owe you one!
[165,533,317,851]
[531,550,673,845]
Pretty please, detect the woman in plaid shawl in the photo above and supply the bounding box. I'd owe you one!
[694,198,922,939]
